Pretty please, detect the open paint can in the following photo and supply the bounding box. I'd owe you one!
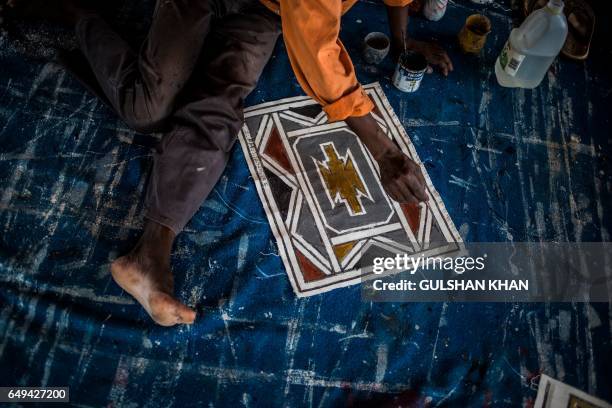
[392,51,428,93]
[363,32,390,65]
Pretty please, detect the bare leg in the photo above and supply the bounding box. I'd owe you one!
[114,7,279,325]
[111,220,196,326]
[386,3,409,59]
[4,0,202,326]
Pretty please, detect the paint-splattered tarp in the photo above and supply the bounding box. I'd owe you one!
[1,0,611,406]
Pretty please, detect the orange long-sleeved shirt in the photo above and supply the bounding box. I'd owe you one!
[260,0,412,122]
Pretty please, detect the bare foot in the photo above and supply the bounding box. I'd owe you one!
[110,222,196,327]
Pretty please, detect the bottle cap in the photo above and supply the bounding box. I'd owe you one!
[546,0,564,14]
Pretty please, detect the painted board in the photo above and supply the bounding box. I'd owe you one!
[238,82,462,296]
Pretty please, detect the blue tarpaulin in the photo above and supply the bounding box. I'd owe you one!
[1,0,610,406]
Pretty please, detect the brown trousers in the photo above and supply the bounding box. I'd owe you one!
[71,0,280,233]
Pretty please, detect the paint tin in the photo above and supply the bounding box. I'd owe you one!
[458,14,492,53]
[362,32,390,65]
[392,51,428,93]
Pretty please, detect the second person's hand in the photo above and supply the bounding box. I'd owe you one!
[395,38,453,76]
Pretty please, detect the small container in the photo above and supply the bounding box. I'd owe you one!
[458,14,492,53]
[362,32,390,65]
[392,51,428,93]
[423,0,448,21]
[495,0,568,88]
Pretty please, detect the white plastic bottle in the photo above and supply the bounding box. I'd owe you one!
[495,0,568,89]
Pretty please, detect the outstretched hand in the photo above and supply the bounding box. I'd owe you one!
[346,114,429,204]
[409,38,453,76]
[377,148,429,204]
[393,38,454,76]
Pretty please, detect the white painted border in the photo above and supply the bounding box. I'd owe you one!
[238,82,463,297]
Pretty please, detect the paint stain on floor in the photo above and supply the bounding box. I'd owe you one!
[0,0,611,406]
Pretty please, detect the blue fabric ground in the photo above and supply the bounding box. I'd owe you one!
[1,0,611,406]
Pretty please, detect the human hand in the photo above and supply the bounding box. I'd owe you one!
[345,114,429,204]
[376,148,429,203]
[406,38,453,76]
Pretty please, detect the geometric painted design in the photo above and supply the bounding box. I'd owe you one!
[239,83,462,296]
[316,142,370,216]
[264,126,294,174]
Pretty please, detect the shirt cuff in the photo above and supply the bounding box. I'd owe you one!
[383,0,413,7]
[323,86,374,122]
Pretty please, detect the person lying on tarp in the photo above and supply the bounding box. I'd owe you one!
[2,0,282,326]
[1,0,450,327]
[260,0,453,204]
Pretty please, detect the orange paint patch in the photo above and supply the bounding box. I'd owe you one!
[296,250,326,282]
[264,126,294,173]
[401,202,421,233]
[333,241,356,262]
